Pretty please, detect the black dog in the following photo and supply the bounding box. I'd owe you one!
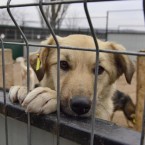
[111,90,136,127]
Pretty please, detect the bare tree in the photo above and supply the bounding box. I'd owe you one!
[63,12,80,29]
[0,9,25,26]
[36,0,69,29]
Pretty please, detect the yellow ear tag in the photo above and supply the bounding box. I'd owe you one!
[133,118,136,124]
[36,54,41,71]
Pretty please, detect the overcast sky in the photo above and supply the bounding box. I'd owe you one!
[0,0,144,30]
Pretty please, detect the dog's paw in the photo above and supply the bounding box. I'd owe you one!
[22,87,57,114]
[9,86,27,104]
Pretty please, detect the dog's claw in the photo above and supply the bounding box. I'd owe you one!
[9,86,21,103]
[9,86,28,104]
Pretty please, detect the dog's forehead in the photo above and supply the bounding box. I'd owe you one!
[58,35,95,48]
[50,35,113,64]
[59,49,112,65]
[57,35,111,50]
[58,43,111,62]
[59,49,94,64]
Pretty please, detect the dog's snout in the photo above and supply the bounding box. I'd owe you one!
[70,96,91,115]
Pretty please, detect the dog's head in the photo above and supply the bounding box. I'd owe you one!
[30,35,135,118]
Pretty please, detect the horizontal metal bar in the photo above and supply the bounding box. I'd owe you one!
[0,0,130,9]
[3,41,145,56]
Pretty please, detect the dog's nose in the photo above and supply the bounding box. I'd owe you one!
[70,96,91,115]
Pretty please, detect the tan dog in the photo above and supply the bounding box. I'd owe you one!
[15,57,38,90]
[9,34,135,121]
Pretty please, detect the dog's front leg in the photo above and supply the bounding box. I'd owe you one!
[9,86,57,114]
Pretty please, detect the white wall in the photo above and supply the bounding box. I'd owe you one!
[108,33,145,61]
[0,114,80,145]
[108,33,145,52]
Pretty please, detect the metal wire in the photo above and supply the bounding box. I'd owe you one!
[0,38,8,145]
[39,0,60,145]
[3,41,145,56]
[140,0,145,144]
[0,0,127,9]
[7,1,31,145]
[105,11,109,41]
[84,1,99,145]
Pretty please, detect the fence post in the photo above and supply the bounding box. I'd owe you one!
[0,49,14,89]
[136,51,145,131]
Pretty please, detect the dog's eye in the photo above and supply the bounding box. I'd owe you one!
[60,61,70,71]
[92,66,104,75]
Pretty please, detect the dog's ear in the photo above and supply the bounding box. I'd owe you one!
[109,42,135,84]
[29,36,55,82]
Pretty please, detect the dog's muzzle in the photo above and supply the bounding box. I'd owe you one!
[70,96,91,115]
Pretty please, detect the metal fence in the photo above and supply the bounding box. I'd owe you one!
[0,0,145,145]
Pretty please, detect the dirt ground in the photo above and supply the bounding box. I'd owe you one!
[112,72,136,129]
